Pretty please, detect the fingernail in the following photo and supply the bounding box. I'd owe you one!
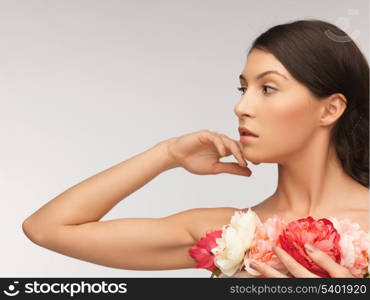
[304,243,316,252]
[272,246,278,252]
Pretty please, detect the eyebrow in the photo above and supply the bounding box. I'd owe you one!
[239,70,288,82]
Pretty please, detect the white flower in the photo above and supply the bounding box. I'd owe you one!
[211,208,261,276]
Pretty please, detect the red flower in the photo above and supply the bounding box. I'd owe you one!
[279,216,341,277]
[188,230,222,271]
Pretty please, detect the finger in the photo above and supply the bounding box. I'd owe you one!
[272,246,320,278]
[303,243,353,278]
[236,140,245,155]
[250,260,289,278]
[213,162,252,177]
[228,136,249,166]
[210,131,244,166]
[211,134,227,157]
[202,131,227,157]
[219,134,247,167]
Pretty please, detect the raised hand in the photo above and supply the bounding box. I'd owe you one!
[162,129,253,177]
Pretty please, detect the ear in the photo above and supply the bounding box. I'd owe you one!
[319,93,347,126]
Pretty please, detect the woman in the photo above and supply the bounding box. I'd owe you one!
[22,19,369,278]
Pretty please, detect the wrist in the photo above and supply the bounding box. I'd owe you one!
[154,138,179,170]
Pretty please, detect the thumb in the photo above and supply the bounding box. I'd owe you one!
[214,162,252,177]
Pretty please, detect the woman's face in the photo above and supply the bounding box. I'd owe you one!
[234,48,322,165]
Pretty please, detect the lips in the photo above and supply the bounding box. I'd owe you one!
[238,126,259,137]
[240,134,258,145]
[240,132,258,137]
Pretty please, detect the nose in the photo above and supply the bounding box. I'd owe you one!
[234,96,255,119]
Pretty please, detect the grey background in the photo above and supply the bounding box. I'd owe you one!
[0,0,368,277]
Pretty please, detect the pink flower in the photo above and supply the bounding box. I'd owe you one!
[244,215,289,276]
[329,217,370,277]
[188,229,222,271]
[279,216,341,278]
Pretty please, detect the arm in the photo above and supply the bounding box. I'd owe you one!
[22,139,201,270]
[22,129,246,271]
[23,139,178,229]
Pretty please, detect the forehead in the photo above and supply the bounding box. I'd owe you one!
[240,48,291,81]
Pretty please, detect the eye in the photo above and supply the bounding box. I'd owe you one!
[262,85,276,95]
[236,86,246,95]
[237,85,276,96]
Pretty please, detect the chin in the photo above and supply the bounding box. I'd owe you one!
[241,150,261,165]
[249,159,261,165]
[244,156,261,165]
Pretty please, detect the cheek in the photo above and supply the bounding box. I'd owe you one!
[270,104,310,136]
[266,102,315,158]
[242,99,315,163]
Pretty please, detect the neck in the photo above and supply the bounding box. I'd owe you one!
[269,134,362,217]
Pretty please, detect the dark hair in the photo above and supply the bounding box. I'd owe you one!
[247,19,369,188]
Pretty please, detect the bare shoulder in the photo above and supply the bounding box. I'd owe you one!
[169,207,242,243]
